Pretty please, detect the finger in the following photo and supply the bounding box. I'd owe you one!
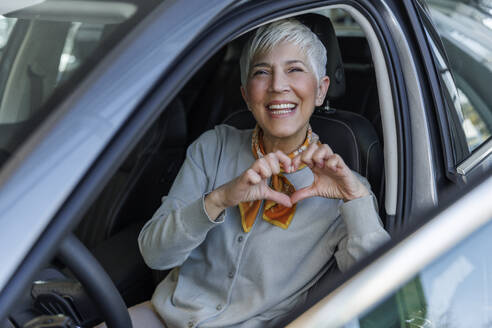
[290,186,317,204]
[274,150,293,173]
[325,154,345,173]
[322,143,334,155]
[312,144,333,168]
[244,168,262,185]
[292,154,302,171]
[301,143,319,168]
[264,188,292,207]
[252,158,272,179]
[264,153,281,175]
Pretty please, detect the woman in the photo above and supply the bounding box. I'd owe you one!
[133,18,389,328]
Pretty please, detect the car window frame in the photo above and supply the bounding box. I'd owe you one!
[414,1,469,170]
[0,0,239,321]
[414,0,492,180]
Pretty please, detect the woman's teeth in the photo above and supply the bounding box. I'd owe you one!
[269,103,295,109]
[270,109,293,114]
[268,103,295,114]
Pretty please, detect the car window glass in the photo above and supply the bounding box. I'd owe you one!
[423,0,492,160]
[56,22,105,85]
[350,218,492,328]
[0,0,161,169]
[0,20,109,124]
[0,16,17,60]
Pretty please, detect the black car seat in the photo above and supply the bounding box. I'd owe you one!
[332,35,383,141]
[223,14,385,218]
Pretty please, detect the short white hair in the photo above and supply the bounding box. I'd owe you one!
[239,18,327,87]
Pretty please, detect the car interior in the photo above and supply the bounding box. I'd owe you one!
[3,5,397,328]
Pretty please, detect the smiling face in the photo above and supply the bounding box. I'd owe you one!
[241,42,329,153]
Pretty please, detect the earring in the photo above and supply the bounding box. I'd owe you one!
[320,100,334,114]
[323,101,330,111]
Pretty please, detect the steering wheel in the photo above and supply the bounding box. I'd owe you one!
[58,234,132,328]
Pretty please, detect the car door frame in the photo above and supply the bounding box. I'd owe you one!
[402,0,492,186]
[0,0,237,322]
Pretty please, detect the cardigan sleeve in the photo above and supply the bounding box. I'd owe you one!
[333,175,390,272]
[138,128,225,270]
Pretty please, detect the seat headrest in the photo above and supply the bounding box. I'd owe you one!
[298,14,346,100]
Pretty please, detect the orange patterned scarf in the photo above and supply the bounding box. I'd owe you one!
[238,125,319,232]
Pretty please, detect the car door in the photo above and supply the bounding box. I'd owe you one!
[0,0,236,323]
[287,171,492,328]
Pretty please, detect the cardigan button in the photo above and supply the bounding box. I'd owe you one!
[237,236,244,243]
[216,304,223,311]
[228,271,234,279]
[187,321,194,328]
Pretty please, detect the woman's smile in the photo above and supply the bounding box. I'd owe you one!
[266,101,297,117]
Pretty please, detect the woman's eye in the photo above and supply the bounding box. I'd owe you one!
[288,67,304,73]
[253,70,268,76]
[287,67,304,73]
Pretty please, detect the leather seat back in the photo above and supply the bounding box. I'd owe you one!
[298,13,345,100]
[310,109,384,200]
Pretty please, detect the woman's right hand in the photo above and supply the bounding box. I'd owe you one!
[205,151,293,220]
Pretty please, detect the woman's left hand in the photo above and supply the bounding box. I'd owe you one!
[290,143,369,204]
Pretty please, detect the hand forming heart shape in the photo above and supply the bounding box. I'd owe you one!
[204,144,370,220]
[289,143,369,204]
